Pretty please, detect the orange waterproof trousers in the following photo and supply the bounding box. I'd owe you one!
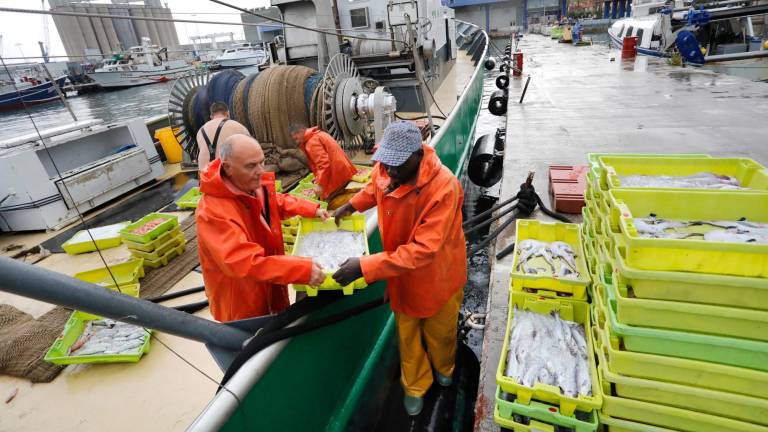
[393,288,463,397]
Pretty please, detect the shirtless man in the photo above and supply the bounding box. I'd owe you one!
[196,102,250,171]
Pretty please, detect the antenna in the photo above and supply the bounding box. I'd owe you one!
[41,0,50,58]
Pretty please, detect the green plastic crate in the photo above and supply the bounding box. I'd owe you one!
[601,156,768,192]
[351,164,373,183]
[143,243,186,269]
[600,391,768,432]
[596,412,683,432]
[119,213,179,244]
[607,271,768,342]
[122,226,182,252]
[510,220,591,300]
[594,323,768,399]
[605,292,768,372]
[613,246,768,311]
[494,387,598,431]
[175,187,201,209]
[289,182,328,209]
[496,293,602,416]
[608,188,768,277]
[129,232,186,261]
[596,344,768,426]
[73,259,145,288]
[61,221,131,255]
[291,214,369,296]
[44,284,152,365]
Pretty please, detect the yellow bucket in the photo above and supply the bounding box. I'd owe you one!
[154,127,183,163]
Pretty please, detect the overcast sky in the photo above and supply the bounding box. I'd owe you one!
[0,0,271,63]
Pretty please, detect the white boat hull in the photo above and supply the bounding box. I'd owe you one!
[88,66,195,89]
[216,56,266,69]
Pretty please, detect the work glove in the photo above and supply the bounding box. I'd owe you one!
[333,257,362,286]
[333,203,355,226]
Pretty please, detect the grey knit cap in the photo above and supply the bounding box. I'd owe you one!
[371,121,422,166]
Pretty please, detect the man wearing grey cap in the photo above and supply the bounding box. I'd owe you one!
[333,121,467,416]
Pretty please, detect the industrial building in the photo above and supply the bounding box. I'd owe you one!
[240,7,284,44]
[444,0,567,32]
[49,0,180,60]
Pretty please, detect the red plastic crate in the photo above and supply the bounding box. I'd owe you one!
[549,165,587,214]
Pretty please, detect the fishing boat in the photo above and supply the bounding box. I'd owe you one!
[0,65,67,111]
[607,0,768,79]
[0,0,489,427]
[88,38,195,89]
[213,42,269,69]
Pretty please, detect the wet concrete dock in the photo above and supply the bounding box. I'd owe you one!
[474,34,768,431]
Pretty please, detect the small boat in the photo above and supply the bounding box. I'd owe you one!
[0,75,68,111]
[88,37,195,89]
[608,0,768,79]
[213,43,269,69]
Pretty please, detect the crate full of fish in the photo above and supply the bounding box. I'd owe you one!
[606,189,768,277]
[129,231,186,261]
[587,153,712,190]
[288,183,328,209]
[61,221,131,255]
[595,337,768,426]
[613,246,768,311]
[351,164,373,183]
[119,213,179,244]
[510,220,591,300]
[44,284,151,365]
[122,226,182,252]
[495,293,601,416]
[494,387,599,432]
[291,214,369,296]
[597,156,768,193]
[594,322,768,400]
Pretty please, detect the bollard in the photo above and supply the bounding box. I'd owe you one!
[513,52,524,77]
[622,36,638,58]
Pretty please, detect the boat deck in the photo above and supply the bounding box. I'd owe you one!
[473,34,768,431]
[0,48,479,432]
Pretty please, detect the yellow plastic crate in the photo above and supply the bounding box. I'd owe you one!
[597,412,675,432]
[121,226,182,252]
[614,247,768,311]
[510,220,591,300]
[495,293,602,416]
[61,221,131,255]
[143,243,186,269]
[351,164,373,183]
[73,259,145,288]
[129,232,186,261]
[608,189,768,277]
[601,156,768,192]
[606,278,768,342]
[600,392,768,432]
[119,212,179,244]
[590,153,712,191]
[596,343,768,425]
[594,323,768,399]
[291,214,369,296]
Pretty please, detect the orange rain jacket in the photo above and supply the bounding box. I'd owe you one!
[196,159,320,322]
[349,145,467,318]
[300,127,357,200]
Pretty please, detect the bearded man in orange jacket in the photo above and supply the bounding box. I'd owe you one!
[332,121,467,416]
[196,134,328,322]
[290,124,357,201]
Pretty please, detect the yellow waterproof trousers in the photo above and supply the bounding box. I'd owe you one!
[393,288,463,397]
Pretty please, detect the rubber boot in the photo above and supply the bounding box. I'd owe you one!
[403,394,424,416]
[436,372,453,387]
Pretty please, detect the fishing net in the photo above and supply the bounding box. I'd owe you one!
[0,305,69,383]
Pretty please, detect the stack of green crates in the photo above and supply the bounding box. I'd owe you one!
[495,220,599,431]
[583,153,768,432]
[120,213,185,269]
[282,216,299,253]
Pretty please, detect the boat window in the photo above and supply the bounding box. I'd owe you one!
[636,29,644,43]
[625,26,634,37]
[616,25,624,37]
[350,7,369,28]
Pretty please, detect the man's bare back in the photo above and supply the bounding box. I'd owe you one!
[196,114,250,171]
